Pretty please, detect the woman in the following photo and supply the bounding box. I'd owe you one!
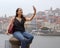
[6,6,36,48]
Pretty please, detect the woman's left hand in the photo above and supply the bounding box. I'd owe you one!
[33,6,36,15]
[25,6,36,21]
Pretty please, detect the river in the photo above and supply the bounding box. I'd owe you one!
[0,34,60,48]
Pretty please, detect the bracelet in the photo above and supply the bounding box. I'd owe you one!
[33,13,36,15]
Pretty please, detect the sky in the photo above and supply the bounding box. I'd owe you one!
[0,0,60,17]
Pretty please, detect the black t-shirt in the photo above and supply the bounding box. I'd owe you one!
[13,17,26,32]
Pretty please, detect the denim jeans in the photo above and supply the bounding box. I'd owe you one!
[13,31,34,48]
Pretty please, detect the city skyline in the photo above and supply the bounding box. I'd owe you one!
[0,0,60,17]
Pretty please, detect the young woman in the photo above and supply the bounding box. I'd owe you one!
[6,6,36,48]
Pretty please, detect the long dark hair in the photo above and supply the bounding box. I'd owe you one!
[15,8,24,18]
[15,8,26,21]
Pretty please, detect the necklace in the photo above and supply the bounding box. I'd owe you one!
[16,17,22,22]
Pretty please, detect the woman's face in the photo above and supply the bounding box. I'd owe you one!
[17,8,23,16]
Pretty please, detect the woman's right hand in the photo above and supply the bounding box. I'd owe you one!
[5,31,10,35]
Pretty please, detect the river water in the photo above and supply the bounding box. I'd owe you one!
[0,34,60,48]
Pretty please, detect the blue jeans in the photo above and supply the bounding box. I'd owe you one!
[13,31,34,48]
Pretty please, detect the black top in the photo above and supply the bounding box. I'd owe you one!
[13,17,26,32]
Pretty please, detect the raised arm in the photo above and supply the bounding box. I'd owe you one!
[25,6,36,21]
